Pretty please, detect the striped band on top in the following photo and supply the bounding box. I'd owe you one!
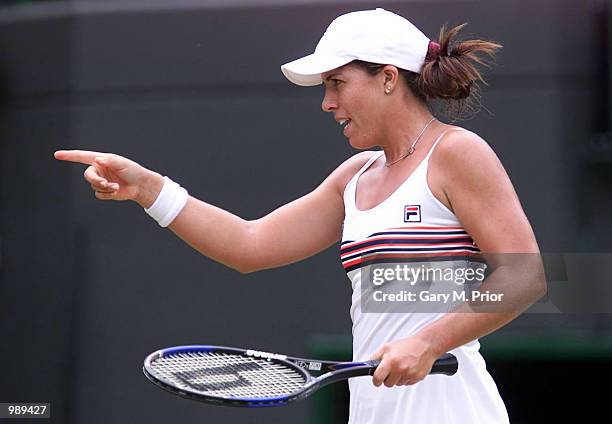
[340,226,481,272]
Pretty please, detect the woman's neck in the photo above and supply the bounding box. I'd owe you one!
[379,105,437,165]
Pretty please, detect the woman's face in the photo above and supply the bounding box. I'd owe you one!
[321,64,388,149]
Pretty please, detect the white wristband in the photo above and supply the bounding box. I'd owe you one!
[144,176,189,227]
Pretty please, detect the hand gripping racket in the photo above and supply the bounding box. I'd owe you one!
[143,345,458,407]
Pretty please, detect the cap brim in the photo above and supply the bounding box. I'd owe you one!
[281,53,353,86]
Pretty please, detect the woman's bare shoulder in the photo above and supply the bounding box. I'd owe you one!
[431,126,509,194]
[328,150,380,194]
[433,127,497,163]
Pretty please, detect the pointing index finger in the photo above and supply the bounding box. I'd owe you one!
[54,150,105,165]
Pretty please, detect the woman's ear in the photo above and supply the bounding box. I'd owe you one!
[381,65,400,94]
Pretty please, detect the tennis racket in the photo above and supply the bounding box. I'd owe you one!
[143,345,458,407]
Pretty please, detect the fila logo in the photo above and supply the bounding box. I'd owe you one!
[404,205,421,222]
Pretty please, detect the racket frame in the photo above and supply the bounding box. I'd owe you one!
[143,344,456,407]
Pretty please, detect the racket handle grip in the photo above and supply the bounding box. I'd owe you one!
[366,353,458,376]
[431,353,458,376]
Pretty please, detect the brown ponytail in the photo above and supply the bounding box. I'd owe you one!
[414,23,502,119]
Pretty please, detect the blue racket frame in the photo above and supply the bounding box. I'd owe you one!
[143,345,458,408]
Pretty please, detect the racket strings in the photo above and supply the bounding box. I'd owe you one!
[150,351,307,399]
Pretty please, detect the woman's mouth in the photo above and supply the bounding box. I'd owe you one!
[339,119,352,136]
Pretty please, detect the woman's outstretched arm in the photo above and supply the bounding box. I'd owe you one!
[55,149,374,273]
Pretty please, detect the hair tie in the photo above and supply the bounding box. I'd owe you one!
[426,41,441,61]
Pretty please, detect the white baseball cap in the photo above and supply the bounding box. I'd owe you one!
[281,8,431,86]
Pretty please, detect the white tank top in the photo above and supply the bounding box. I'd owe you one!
[341,130,510,424]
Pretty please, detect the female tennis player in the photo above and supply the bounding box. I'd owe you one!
[55,8,545,423]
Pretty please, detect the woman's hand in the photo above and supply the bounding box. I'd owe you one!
[370,335,440,387]
[54,150,163,207]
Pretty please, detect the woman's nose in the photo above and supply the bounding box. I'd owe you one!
[321,91,337,112]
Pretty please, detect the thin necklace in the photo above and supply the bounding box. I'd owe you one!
[385,117,437,167]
